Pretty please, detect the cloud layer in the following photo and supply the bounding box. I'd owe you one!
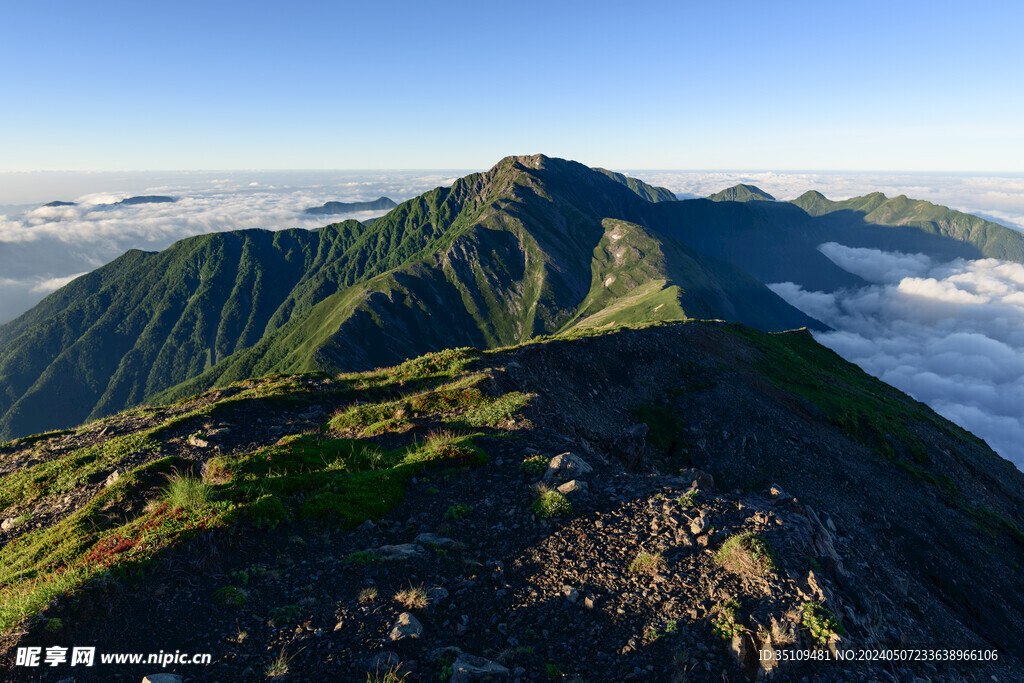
[0,171,458,322]
[769,243,1024,469]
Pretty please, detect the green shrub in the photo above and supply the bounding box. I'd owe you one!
[801,603,845,647]
[247,494,289,529]
[269,604,304,625]
[44,618,63,633]
[519,455,548,476]
[712,599,744,639]
[215,586,246,607]
[531,487,572,519]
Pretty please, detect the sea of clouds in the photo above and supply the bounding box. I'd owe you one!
[0,171,460,322]
[2,168,1022,470]
[768,244,1024,470]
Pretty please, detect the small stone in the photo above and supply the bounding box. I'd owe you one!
[562,585,579,604]
[104,470,120,487]
[373,543,424,560]
[689,514,707,535]
[450,652,510,681]
[415,532,456,547]
[388,612,423,641]
[584,597,595,610]
[187,434,209,448]
[556,479,588,496]
[678,468,715,492]
[427,587,450,605]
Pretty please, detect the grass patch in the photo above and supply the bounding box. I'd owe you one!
[531,487,572,519]
[165,473,212,511]
[0,432,159,512]
[367,663,409,682]
[628,551,665,575]
[208,430,486,529]
[677,491,698,508]
[457,391,531,428]
[715,532,776,578]
[394,585,428,609]
[0,455,221,633]
[344,551,380,566]
[265,647,293,677]
[444,504,473,521]
[358,586,378,603]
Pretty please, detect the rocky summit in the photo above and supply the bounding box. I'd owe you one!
[0,321,1021,681]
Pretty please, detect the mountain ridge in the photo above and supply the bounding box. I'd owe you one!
[3,154,1024,442]
[0,321,1021,681]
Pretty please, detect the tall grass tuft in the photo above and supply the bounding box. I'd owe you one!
[165,472,212,511]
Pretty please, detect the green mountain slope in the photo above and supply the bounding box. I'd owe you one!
[594,168,678,202]
[791,190,1024,262]
[6,155,1023,442]
[707,183,776,202]
[0,155,812,440]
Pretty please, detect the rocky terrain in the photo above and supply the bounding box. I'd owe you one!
[0,321,1021,682]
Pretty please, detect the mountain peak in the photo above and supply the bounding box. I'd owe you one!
[708,184,776,203]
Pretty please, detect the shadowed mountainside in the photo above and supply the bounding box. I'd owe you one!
[0,322,1020,681]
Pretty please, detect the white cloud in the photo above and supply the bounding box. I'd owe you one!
[0,171,455,322]
[818,242,932,283]
[30,272,88,294]
[769,247,1024,470]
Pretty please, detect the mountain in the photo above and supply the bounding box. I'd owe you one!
[113,195,176,206]
[707,184,775,202]
[0,155,817,440]
[0,322,1021,681]
[593,168,678,202]
[42,200,76,207]
[789,190,1024,263]
[4,155,1024,443]
[304,197,399,215]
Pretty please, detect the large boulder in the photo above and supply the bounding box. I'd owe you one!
[542,452,593,483]
[387,612,423,641]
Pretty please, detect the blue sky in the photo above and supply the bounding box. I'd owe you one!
[2,0,1021,171]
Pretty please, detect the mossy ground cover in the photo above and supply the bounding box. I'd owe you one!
[0,346,528,635]
[0,432,160,513]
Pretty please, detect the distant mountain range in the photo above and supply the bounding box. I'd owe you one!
[2,155,1023,440]
[40,195,177,208]
[304,197,398,215]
